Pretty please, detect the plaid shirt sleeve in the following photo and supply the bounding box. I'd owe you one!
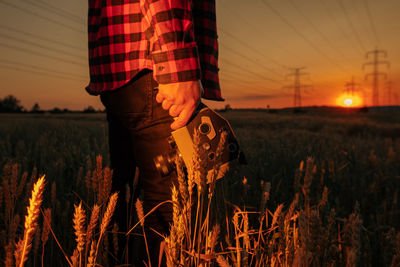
[140,0,201,84]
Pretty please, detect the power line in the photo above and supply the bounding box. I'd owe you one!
[0,63,86,82]
[0,25,84,51]
[317,0,363,56]
[220,70,267,84]
[0,33,86,61]
[220,57,283,84]
[34,0,84,22]
[217,1,299,66]
[287,0,355,70]
[338,0,366,52]
[363,49,390,106]
[220,71,283,94]
[349,0,375,46]
[219,42,283,77]
[0,0,85,34]
[218,27,287,69]
[259,0,348,74]
[22,0,85,25]
[362,0,381,47]
[0,59,87,79]
[0,42,86,67]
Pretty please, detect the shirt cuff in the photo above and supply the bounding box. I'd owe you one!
[151,44,201,84]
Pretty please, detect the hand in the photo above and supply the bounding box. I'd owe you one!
[156,80,202,130]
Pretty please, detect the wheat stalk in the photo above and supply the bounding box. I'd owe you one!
[175,157,189,203]
[259,181,271,220]
[318,186,329,212]
[87,241,96,267]
[191,130,204,192]
[73,203,86,254]
[100,193,118,235]
[100,167,112,205]
[73,202,86,267]
[14,175,45,267]
[302,157,314,198]
[4,241,13,267]
[85,170,92,192]
[10,214,20,248]
[135,198,152,267]
[232,210,241,267]
[41,208,51,267]
[285,193,299,223]
[86,204,100,243]
[70,249,78,267]
[83,204,100,267]
[170,185,186,263]
[93,192,118,266]
[209,224,220,255]
[41,208,51,244]
[94,155,103,203]
[17,171,28,199]
[3,175,11,225]
[243,213,250,250]
[10,163,18,199]
[135,199,145,227]
[34,226,41,259]
[271,204,284,228]
[216,255,231,267]
[112,223,119,257]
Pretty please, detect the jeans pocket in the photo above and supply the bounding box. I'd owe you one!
[100,70,154,118]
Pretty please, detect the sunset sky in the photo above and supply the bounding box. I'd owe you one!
[0,0,399,110]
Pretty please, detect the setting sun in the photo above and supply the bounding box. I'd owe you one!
[344,98,353,106]
[336,94,363,107]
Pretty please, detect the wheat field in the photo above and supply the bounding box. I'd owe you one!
[1,108,400,266]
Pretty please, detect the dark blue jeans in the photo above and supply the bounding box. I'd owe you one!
[101,69,176,266]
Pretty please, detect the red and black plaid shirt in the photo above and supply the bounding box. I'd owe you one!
[87,0,222,101]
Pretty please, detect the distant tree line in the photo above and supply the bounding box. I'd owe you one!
[0,95,24,113]
[0,95,104,113]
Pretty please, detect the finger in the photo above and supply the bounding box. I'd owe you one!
[171,109,190,130]
[169,105,183,117]
[156,92,164,103]
[171,105,194,130]
[162,99,173,110]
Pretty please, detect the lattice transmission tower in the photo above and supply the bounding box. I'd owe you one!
[344,76,360,96]
[363,49,390,106]
[283,67,312,108]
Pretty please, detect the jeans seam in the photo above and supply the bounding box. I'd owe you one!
[146,72,153,120]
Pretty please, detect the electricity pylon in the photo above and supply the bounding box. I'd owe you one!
[283,67,312,108]
[363,49,390,106]
[344,76,360,96]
